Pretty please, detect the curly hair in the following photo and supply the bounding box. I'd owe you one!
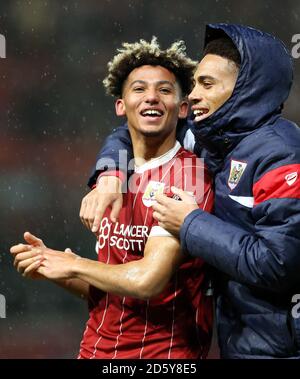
[103,37,197,98]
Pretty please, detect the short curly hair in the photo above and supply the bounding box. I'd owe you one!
[103,37,197,98]
[204,37,241,69]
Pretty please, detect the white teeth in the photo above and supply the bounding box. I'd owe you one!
[194,110,204,116]
[142,109,163,116]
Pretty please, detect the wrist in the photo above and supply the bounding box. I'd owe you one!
[98,170,126,185]
[70,256,87,278]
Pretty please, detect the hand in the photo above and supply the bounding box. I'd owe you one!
[152,186,198,237]
[10,232,46,279]
[35,247,79,281]
[12,242,78,280]
[79,176,123,234]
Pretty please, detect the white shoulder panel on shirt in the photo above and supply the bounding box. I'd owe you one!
[183,128,195,153]
[149,225,173,238]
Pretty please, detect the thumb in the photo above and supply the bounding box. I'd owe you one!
[110,195,123,223]
[64,248,73,253]
[171,186,186,199]
[24,231,45,247]
[171,186,196,204]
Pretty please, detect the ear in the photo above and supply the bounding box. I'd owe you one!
[178,100,189,119]
[115,99,126,116]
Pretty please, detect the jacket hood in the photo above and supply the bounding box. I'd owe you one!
[191,23,293,157]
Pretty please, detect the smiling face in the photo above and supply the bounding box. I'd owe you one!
[189,54,239,122]
[115,65,188,139]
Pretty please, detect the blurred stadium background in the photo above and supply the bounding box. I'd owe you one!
[1,0,300,358]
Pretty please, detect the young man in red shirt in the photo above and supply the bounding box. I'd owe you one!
[11,38,214,358]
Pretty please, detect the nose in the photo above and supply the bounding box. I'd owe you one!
[188,85,202,104]
[145,88,159,104]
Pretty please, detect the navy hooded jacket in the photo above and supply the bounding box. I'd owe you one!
[89,24,300,358]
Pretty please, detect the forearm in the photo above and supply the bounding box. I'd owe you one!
[72,258,151,299]
[181,208,300,292]
[28,239,181,300]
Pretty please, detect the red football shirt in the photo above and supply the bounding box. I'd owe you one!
[79,142,214,359]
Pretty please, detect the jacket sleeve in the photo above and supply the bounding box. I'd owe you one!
[88,124,133,188]
[88,120,192,188]
[180,162,300,293]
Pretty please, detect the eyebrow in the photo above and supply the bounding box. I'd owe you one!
[196,75,216,82]
[129,80,175,88]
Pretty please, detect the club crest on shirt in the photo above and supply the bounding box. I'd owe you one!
[142,181,165,207]
[285,171,298,186]
[228,160,247,190]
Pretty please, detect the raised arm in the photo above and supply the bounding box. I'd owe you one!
[87,123,133,188]
[80,124,132,232]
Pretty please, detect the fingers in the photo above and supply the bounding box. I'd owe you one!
[22,259,43,277]
[109,195,123,223]
[79,194,92,230]
[81,177,123,233]
[91,198,110,233]
[86,198,99,231]
[80,191,99,230]
[155,188,194,206]
[81,190,108,232]
[152,211,162,222]
[10,243,33,255]
[36,265,47,277]
[79,197,87,226]
[171,186,196,204]
[155,192,170,205]
[23,231,45,247]
[152,201,168,224]
[13,250,40,266]
[16,255,42,274]
[151,201,164,213]
[152,198,170,223]
[171,186,184,197]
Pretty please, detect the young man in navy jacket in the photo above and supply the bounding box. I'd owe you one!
[81,24,300,358]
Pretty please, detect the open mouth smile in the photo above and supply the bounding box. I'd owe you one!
[140,108,164,117]
[192,108,209,122]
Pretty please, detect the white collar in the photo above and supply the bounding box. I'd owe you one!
[134,141,181,174]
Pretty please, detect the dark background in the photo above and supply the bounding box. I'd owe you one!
[0,0,299,358]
